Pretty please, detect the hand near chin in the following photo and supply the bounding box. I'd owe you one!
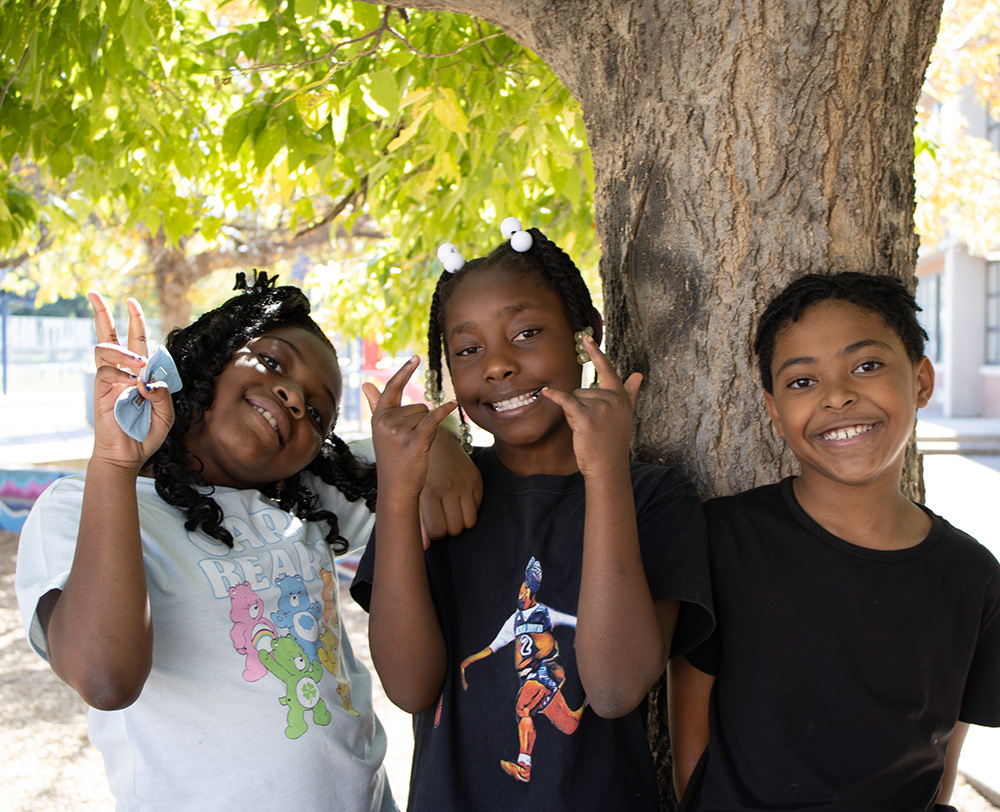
[88,291,175,474]
[363,356,458,498]
[542,335,641,478]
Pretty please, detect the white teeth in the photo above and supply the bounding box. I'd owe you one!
[820,424,873,441]
[490,389,542,413]
[253,405,279,433]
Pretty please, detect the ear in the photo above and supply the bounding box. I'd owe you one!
[914,357,935,409]
[763,391,786,439]
[592,311,604,346]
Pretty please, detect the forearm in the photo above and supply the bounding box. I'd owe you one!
[668,657,714,801]
[44,461,153,709]
[937,721,969,803]
[368,495,447,713]
[575,470,667,717]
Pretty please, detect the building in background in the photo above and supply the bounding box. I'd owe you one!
[916,91,1000,418]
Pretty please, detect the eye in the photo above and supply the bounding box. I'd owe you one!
[514,328,541,341]
[258,352,282,372]
[454,345,481,358]
[306,404,324,426]
[787,377,815,390]
[853,360,883,374]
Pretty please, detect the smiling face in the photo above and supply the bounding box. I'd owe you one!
[763,299,934,495]
[444,266,583,475]
[183,326,342,490]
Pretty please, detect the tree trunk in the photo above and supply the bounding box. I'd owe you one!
[370,1,944,806]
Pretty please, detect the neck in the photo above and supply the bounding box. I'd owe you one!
[492,431,580,477]
[791,473,931,551]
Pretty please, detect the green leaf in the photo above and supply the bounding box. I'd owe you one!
[368,69,400,119]
[254,120,284,169]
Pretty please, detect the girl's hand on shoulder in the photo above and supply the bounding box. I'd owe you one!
[88,292,175,473]
[542,335,641,478]
[363,356,458,499]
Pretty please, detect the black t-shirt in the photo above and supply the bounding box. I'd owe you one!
[681,478,1000,812]
[352,447,714,812]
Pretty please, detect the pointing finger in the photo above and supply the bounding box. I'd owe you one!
[362,381,383,412]
[88,291,121,347]
[581,335,624,391]
[623,372,643,409]
[377,356,420,410]
[125,298,150,358]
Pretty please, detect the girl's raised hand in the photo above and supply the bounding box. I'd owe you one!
[541,334,642,478]
[363,356,458,498]
[88,292,174,472]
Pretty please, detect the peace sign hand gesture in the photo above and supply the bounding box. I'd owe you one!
[541,335,642,479]
[363,356,459,499]
[88,292,175,473]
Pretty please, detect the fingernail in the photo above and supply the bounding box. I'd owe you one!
[144,382,152,391]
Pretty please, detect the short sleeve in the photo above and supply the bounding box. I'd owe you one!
[959,550,1000,726]
[632,465,715,658]
[14,476,87,660]
[684,630,721,676]
[349,527,376,611]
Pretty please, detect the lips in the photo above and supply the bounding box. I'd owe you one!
[248,399,286,444]
[488,388,543,413]
[817,423,875,441]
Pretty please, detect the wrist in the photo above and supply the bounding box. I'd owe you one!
[86,456,145,483]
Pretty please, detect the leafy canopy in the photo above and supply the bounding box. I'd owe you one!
[0,0,595,349]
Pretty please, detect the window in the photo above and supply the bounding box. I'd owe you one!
[916,274,942,364]
[987,261,1000,365]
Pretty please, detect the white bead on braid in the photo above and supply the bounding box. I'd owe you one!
[500,217,533,252]
[437,242,466,274]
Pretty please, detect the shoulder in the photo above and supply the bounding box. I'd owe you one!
[704,480,785,520]
[934,513,1000,576]
[628,460,701,504]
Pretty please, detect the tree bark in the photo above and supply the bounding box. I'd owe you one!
[373,1,944,806]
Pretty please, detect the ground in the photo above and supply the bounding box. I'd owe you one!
[1,528,995,811]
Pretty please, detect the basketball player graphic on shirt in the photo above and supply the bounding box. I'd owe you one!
[460,557,585,783]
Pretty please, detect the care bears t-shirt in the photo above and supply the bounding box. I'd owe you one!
[16,470,394,812]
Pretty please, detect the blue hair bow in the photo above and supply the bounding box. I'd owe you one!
[113,344,183,441]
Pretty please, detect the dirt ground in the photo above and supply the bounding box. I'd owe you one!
[1,528,996,811]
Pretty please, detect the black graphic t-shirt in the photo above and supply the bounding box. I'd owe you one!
[353,448,714,812]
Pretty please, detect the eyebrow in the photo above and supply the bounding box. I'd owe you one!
[773,339,894,376]
[269,336,339,408]
[448,302,538,337]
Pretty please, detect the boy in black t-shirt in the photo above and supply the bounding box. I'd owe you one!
[670,272,1000,812]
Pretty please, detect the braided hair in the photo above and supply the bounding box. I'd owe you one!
[754,271,928,393]
[149,271,377,553]
[426,228,601,431]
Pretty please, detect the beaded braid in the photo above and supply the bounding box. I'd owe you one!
[149,271,377,553]
[425,227,601,441]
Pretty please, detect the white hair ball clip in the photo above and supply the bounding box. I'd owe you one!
[437,242,466,274]
[500,216,533,252]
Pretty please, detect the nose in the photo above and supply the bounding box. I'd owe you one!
[274,381,306,418]
[483,345,518,381]
[822,375,857,410]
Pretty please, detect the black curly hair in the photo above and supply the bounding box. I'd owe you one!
[426,228,601,432]
[754,271,928,393]
[147,271,376,553]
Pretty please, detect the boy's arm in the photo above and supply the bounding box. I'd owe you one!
[421,419,482,545]
[937,721,969,804]
[545,336,670,717]
[668,655,715,801]
[42,293,173,710]
[363,358,452,713]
